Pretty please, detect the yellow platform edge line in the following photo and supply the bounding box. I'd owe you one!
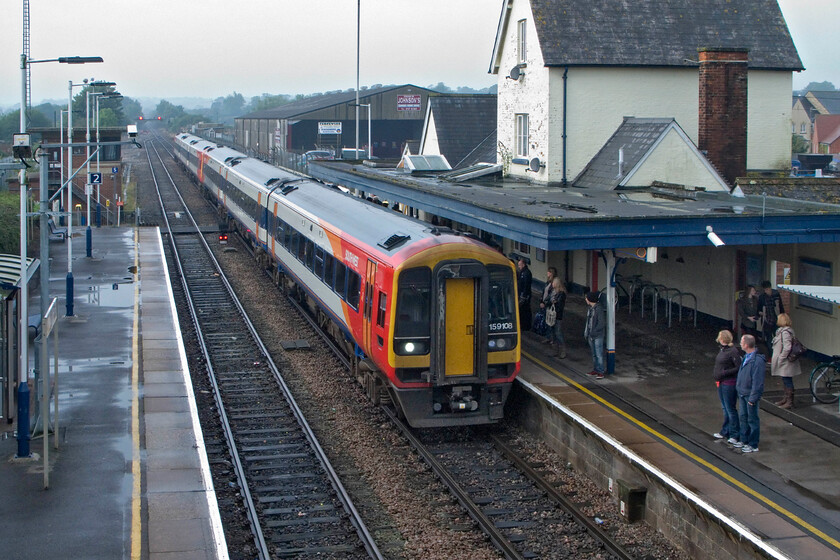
[131,229,142,559]
[523,351,840,552]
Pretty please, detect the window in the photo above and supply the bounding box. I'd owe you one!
[515,114,529,157]
[517,19,527,64]
[798,258,832,314]
[314,246,324,278]
[335,263,347,299]
[514,240,530,254]
[376,292,387,327]
[347,271,361,309]
[324,253,335,285]
[394,267,431,355]
[800,123,806,134]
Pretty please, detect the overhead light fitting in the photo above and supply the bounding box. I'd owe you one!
[706,225,724,247]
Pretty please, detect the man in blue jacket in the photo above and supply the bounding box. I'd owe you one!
[736,334,765,453]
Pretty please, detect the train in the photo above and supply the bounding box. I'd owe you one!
[172,133,520,428]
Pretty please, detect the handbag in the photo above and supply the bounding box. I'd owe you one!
[532,310,548,336]
[545,304,557,327]
[788,336,806,361]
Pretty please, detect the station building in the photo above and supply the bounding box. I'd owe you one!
[307,0,840,365]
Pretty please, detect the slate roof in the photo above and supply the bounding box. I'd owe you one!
[238,85,430,120]
[456,130,498,168]
[808,91,840,114]
[573,118,673,190]
[426,95,497,169]
[526,0,803,70]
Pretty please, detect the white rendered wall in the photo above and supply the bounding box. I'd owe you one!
[747,71,794,171]
[421,111,442,156]
[627,129,728,191]
[496,0,550,182]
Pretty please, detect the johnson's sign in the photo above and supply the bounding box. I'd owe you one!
[397,95,421,111]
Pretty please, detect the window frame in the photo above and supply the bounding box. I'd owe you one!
[517,19,527,64]
[515,113,529,158]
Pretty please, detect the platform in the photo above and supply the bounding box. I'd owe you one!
[515,298,840,560]
[0,227,226,560]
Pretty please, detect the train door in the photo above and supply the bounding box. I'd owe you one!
[432,262,488,382]
[362,259,378,355]
[444,278,475,376]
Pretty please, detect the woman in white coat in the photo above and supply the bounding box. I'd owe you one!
[771,313,801,409]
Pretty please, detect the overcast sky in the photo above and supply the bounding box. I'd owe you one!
[0,0,837,109]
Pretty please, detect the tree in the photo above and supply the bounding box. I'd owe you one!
[0,108,50,141]
[98,108,118,127]
[0,192,20,254]
[120,97,144,124]
[72,84,123,126]
[792,133,810,156]
[801,81,837,93]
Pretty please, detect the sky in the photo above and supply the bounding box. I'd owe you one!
[0,0,838,111]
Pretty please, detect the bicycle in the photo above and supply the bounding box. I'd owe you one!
[809,356,840,404]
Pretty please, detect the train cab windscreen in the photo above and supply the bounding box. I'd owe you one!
[394,267,431,355]
[487,265,517,351]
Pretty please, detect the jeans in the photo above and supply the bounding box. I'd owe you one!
[588,336,605,374]
[738,395,760,448]
[718,383,739,439]
[548,320,565,346]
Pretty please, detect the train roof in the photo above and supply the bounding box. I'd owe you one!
[176,134,490,263]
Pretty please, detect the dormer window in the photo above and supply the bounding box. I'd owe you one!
[517,19,527,64]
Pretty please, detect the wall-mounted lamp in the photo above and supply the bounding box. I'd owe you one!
[706,225,724,247]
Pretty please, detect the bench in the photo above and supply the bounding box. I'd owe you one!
[48,218,67,240]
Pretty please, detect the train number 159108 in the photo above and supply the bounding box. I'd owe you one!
[489,322,514,332]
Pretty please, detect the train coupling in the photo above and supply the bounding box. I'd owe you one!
[448,386,479,412]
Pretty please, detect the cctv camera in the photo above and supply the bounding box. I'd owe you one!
[706,226,724,247]
[126,124,138,138]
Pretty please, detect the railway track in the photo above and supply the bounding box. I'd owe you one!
[145,136,383,559]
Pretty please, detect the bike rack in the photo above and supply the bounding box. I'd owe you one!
[625,275,644,315]
[665,289,683,327]
[680,292,698,328]
[640,283,667,320]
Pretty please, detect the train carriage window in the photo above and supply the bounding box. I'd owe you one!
[296,233,307,261]
[335,262,347,300]
[304,239,315,271]
[394,267,431,339]
[289,230,299,258]
[347,271,361,309]
[284,223,292,248]
[376,292,387,327]
[314,246,324,278]
[275,219,284,243]
[324,254,335,286]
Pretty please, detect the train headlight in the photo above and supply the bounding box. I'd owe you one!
[488,335,517,352]
[396,339,429,355]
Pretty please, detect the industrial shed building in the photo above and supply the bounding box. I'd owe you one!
[234,84,433,160]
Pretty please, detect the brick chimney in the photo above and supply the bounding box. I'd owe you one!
[697,47,748,185]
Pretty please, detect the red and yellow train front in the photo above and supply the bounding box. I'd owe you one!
[377,242,520,428]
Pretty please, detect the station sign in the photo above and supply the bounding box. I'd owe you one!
[397,94,421,111]
[111,166,119,174]
[88,172,102,184]
[318,122,342,135]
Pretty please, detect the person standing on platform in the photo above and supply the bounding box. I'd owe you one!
[517,258,532,332]
[538,267,557,343]
[547,277,567,358]
[758,281,784,356]
[771,313,801,409]
[713,330,743,444]
[736,285,760,339]
[736,334,765,453]
[584,291,606,379]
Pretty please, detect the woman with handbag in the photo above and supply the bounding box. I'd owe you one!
[771,313,801,409]
[546,277,567,358]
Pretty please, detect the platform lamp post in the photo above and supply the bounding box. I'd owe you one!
[16,55,102,458]
[66,78,96,317]
[94,92,122,227]
[85,81,116,257]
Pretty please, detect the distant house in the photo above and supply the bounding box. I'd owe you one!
[489,0,803,185]
[812,114,840,154]
[418,94,497,169]
[792,95,816,142]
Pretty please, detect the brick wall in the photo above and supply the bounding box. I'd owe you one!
[698,48,749,186]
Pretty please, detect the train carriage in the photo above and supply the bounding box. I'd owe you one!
[174,133,520,427]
